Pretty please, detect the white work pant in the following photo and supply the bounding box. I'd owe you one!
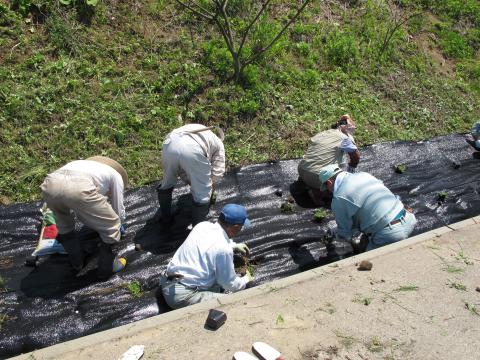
[160,276,224,309]
[160,132,212,204]
[40,170,121,244]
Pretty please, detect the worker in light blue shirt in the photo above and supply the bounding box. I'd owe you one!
[318,164,417,251]
[160,204,253,309]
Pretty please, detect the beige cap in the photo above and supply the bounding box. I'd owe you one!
[87,156,128,187]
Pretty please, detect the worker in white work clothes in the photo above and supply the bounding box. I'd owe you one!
[157,124,225,226]
[298,114,360,206]
[318,164,417,251]
[160,204,253,309]
[40,156,127,279]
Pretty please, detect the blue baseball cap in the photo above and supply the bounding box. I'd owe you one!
[220,204,251,228]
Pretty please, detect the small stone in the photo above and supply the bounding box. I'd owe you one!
[476,286,480,292]
[358,260,373,271]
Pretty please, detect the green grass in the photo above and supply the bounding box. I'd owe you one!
[0,1,479,203]
[443,265,465,273]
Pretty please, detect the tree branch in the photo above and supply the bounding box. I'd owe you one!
[237,0,272,58]
[243,0,311,68]
[174,0,215,20]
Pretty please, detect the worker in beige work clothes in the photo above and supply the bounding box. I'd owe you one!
[40,156,127,279]
[298,114,360,206]
[157,124,225,226]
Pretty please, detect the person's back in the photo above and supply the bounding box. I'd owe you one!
[299,129,349,176]
[333,172,403,235]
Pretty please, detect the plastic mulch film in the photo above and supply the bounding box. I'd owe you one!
[1,134,480,358]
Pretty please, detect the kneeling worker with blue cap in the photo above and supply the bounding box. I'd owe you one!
[318,164,417,251]
[161,204,253,309]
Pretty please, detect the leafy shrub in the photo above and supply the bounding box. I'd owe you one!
[0,4,21,38]
[240,65,260,89]
[202,40,233,79]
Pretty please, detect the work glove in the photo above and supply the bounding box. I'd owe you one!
[347,165,357,173]
[245,268,254,283]
[232,242,250,256]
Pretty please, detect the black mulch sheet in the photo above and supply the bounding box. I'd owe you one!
[1,134,480,358]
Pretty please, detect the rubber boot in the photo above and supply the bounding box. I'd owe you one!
[97,242,126,280]
[57,231,84,272]
[191,202,210,226]
[157,186,174,224]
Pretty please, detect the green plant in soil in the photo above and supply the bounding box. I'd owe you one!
[313,208,327,223]
[394,164,406,174]
[276,314,285,325]
[437,191,448,202]
[443,265,465,273]
[280,201,295,213]
[126,280,142,298]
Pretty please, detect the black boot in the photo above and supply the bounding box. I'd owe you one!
[191,202,210,226]
[157,186,174,224]
[97,242,125,280]
[57,231,84,272]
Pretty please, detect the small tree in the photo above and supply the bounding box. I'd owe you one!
[174,0,312,83]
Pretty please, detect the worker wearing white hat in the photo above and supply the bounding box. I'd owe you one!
[40,156,127,279]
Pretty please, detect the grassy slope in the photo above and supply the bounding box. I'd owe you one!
[0,0,479,203]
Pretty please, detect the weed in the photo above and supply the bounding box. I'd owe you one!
[366,336,384,353]
[456,251,474,265]
[276,314,285,325]
[465,302,480,316]
[318,302,336,314]
[443,265,465,273]
[334,330,358,349]
[125,280,142,298]
[447,281,466,291]
[394,285,419,292]
[353,294,373,306]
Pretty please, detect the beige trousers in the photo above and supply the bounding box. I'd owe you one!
[40,170,121,244]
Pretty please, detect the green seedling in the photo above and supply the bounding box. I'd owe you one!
[437,191,448,202]
[276,314,285,325]
[447,281,466,291]
[456,251,474,265]
[313,208,327,223]
[394,285,419,292]
[394,164,406,174]
[353,294,373,306]
[280,201,294,213]
[126,280,143,298]
[246,264,255,276]
[465,302,479,316]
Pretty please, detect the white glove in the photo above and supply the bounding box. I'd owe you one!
[232,243,250,255]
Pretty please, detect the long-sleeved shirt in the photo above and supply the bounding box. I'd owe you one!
[60,160,125,220]
[171,124,225,182]
[166,221,248,292]
[332,172,403,240]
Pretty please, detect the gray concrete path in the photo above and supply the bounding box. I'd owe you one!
[13,217,480,360]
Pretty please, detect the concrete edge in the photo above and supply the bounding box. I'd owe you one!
[12,217,479,360]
